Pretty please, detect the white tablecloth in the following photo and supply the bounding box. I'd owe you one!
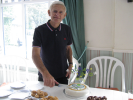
[0,81,128,100]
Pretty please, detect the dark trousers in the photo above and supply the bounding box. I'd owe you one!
[38,76,68,85]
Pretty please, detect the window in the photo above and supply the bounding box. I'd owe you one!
[2,5,24,56]
[0,0,58,59]
[25,3,49,59]
[2,0,23,3]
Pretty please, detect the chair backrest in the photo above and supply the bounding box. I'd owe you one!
[68,57,81,84]
[81,56,125,92]
[0,55,28,83]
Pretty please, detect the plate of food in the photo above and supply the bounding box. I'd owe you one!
[30,90,49,99]
[40,96,59,100]
[30,90,59,100]
[25,96,59,100]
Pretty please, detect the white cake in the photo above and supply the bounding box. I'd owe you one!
[65,83,89,97]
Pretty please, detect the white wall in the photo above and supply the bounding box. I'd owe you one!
[84,0,133,52]
[115,0,133,50]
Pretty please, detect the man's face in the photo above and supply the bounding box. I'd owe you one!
[48,4,66,24]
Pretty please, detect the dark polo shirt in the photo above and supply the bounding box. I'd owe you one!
[32,20,72,79]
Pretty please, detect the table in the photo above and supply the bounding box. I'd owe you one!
[0,81,128,100]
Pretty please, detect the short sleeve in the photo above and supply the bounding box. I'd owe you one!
[32,28,42,47]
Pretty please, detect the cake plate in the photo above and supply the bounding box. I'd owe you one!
[63,89,90,99]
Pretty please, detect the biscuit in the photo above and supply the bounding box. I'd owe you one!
[31,90,37,94]
[54,96,59,100]
[40,94,45,98]
[48,98,54,100]
[37,90,44,96]
[34,94,40,98]
[31,93,36,97]
[40,96,59,100]
[47,96,53,99]
[41,97,48,100]
[44,92,48,96]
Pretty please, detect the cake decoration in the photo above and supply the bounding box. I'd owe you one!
[68,83,87,91]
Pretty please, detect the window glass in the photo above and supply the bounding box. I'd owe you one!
[25,2,49,59]
[2,5,25,57]
[2,0,22,3]
[1,0,58,59]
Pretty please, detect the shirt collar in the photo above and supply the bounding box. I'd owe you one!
[46,20,61,31]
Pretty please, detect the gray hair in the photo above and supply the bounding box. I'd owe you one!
[49,1,66,13]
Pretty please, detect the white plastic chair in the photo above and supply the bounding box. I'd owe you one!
[81,56,125,92]
[68,57,81,84]
[0,55,28,83]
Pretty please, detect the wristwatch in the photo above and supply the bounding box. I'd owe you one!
[69,62,73,65]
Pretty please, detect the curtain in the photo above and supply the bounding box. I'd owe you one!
[114,52,133,93]
[59,0,86,71]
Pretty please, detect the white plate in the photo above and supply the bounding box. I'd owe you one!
[63,89,90,99]
[10,82,25,89]
[0,90,13,97]
[27,84,44,91]
[9,91,30,99]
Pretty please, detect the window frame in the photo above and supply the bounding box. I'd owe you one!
[0,0,57,57]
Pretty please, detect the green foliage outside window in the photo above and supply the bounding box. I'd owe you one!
[3,6,14,45]
[26,4,49,30]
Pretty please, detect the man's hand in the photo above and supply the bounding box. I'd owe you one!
[66,64,72,78]
[42,71,59,87]
[66,45,72,79]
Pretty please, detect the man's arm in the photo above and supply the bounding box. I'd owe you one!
[66,45,72,78]
[32,47,58,87]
